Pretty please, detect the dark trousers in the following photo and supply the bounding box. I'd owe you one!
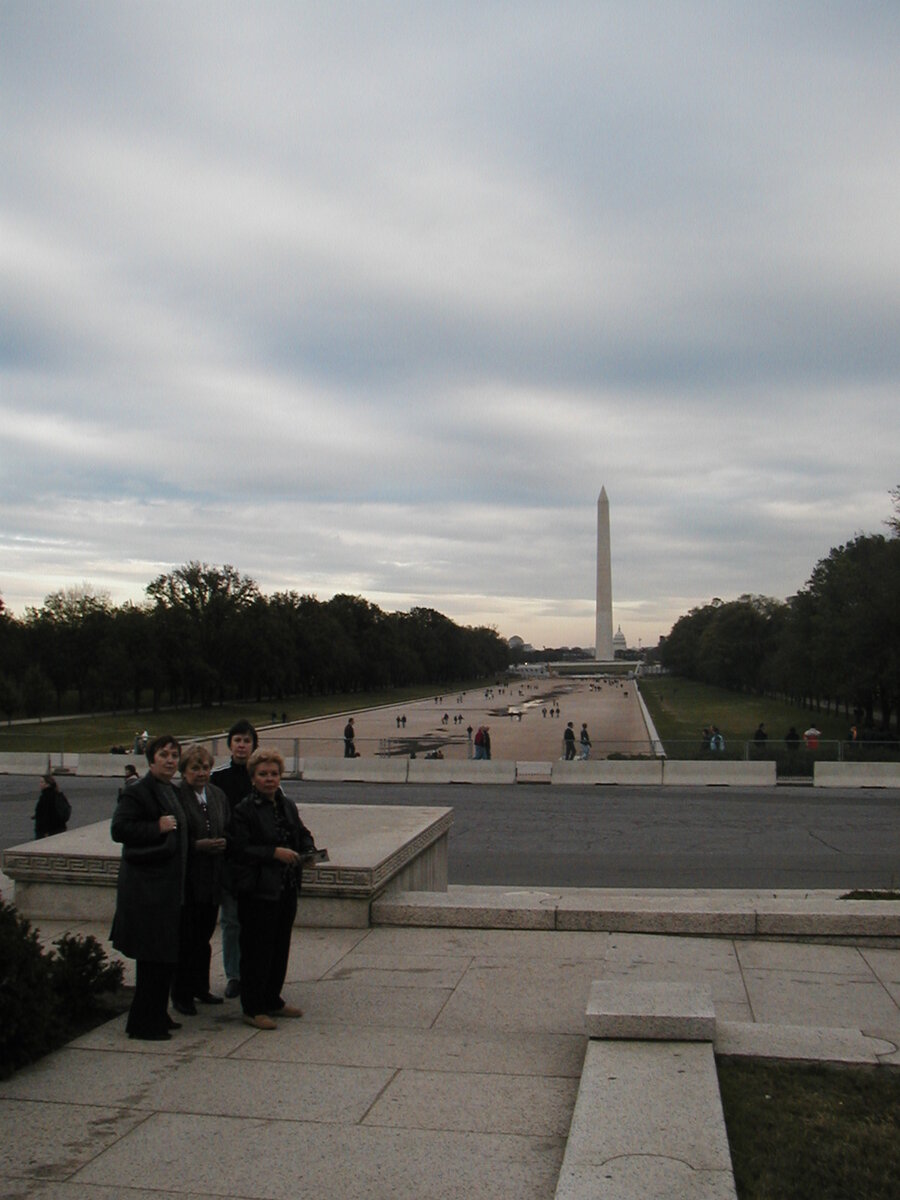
[172,901,218,1004]
[237,888,298,1016]
[127,960,175,1037]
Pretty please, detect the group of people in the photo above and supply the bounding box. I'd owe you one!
[110,721,319,1041]
[563,722,592,760]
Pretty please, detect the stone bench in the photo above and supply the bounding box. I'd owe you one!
[1,803,451,929]
[814,762,900,788]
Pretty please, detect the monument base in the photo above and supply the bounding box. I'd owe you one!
[1,803,451,930]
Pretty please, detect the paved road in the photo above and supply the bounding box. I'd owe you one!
[2,775,898,890]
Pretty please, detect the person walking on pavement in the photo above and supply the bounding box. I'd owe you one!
[563,722,577,760]
[343,718,356,757]
[579,723,592,760]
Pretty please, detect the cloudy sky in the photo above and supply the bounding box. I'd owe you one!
[2,2,898,650]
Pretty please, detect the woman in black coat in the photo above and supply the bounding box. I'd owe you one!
[231,748,317,1030]
[170,744,230,1014]
[110,734,187,1041]
[34,774,70,838]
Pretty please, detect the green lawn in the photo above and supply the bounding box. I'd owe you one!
[0,684,476,754]
[719,1060,900,1200]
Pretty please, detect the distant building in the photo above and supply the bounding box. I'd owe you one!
[612,625,627,656]
[507,635,534,653]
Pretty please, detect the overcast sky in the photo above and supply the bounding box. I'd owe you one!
[2,2,898,650]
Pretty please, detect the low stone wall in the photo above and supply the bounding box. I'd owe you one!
[300,757,409,783]
[551,760,664,785]
[1,803,452,929]
[662,760,776,786]
[407,759,517,784]
[0,752,63,775]
[814,762,900,788]
[75,753,145,777]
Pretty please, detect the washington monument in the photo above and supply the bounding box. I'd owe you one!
[595,487,613,660]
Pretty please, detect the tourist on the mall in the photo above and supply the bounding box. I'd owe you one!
[231,748,318,1030]
[212,719,258,999]
[110,734,187,1041]
[33,773,70,838]
[579,723,592,760]
[171,744,230,1015]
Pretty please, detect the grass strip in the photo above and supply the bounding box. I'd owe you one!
[718,1060,900,1200]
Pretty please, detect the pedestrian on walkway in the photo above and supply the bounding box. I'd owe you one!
[563,722,576,760]
[344,718,356,757]
[33,773,70,838]
[579,723,592,760]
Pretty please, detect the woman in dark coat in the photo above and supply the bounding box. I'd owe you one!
[34,773,70,838]
[231,748,317,1030]
[170,744,230,1015]
[110,734,187,1041]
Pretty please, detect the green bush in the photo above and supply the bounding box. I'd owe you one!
[0,901,62,1077]
[0,900,124,1079]
[49,932,124,1022]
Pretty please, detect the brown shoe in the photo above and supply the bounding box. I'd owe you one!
[242,1013,277,1030]
[269,1004,303,1018]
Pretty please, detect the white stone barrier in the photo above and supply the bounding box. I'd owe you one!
[663,759,776,786]
[407,758,517,784]
[75,753,144,777]
[300,756,409,783]
[0,752,63,775]
[551,759,663,785]
[814,762,900,788]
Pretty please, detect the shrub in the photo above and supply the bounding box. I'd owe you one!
[49,932,124,1021]
[0,900,125,1079]
[0,901,62,1078]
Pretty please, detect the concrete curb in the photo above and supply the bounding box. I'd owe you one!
[373,886,900,937]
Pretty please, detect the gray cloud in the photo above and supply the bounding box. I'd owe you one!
[2,2,898,649]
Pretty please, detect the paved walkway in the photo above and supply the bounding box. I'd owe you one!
[2,894,898,1199]
[234,677,651,762]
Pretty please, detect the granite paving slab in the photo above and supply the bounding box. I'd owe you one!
[714,1021,895,1064]
[0,1098,148,1183]
[360,924,612,961]
[734,940,870,972]
[74,1111,565,1200]
[292,978,453,1028]
[236,1022,588,1076]
[0,1185,227,1200]
[741,967,900,1028]
[432,960,597,1034]
[363,1068,579,1136]
[65,1010,256,1056]
[858,946,900,1005]
[1,1048,393,1122]
[321,950,473,990]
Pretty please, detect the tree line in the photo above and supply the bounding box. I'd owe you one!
[659,491,900,734]
[0,563,510,720]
